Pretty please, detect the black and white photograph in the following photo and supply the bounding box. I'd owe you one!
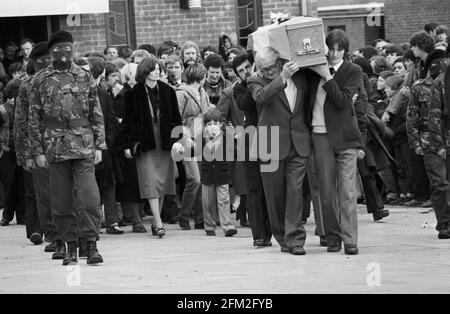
[0,0,449,297]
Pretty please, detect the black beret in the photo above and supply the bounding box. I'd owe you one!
[29,41,50,59]
[48,31,74,49]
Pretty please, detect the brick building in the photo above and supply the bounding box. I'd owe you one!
[0,0,308,56]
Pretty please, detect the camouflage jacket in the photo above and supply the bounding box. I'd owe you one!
[28,63,106,163]
[428,73,450,154]
[406,77,437,153]
[15,76,34,165]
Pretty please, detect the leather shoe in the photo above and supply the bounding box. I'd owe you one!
[280,247,290,253]
[319,236,328,247]
[45,241,57,253]
[225,229,238,237]
[205,230,216,236]
[263,241,273,247]
[240,220,250,227]
[132,223,147,233]
[373,209,390,222]
[0,219,9,226]
[106,224,124,235]
[30,233,43,245]
[438,225,450,239]
[194,223,205,230]
[253,239,265,248]
[327,240,342,253]
[290,247,306,256]
[344,244,359,255]
[179,222,191,230]
[422,200,432,208]
[403,199,425,207]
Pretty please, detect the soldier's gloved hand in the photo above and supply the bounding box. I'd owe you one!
[438,149,447,159]
[414,146,424,156]
[35,155,49,168]
[95,150,103,165]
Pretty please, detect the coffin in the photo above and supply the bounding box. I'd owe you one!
[249,17,328,68]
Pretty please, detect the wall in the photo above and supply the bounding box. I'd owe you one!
[384,0,450,44]
[133,0,237,49]
[59,14,107,56]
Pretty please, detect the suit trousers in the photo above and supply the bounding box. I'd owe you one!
[179,159,203,226]
[96,167,119,227]
[49,158,102,242]
[312,133,359,245]
[32,167,60,242]
[244,161,272,241]
[23,170,42,238]
[423,152,450,230]
[202,184,235,233]
[0,151,25,223]
[260,147,308,249]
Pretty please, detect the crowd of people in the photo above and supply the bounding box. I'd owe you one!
[0,20,449,265]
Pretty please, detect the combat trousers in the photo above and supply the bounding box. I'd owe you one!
[23,170,42,238]
[423,152,450,230]
[49,158,102,242]
[32,167,60,242]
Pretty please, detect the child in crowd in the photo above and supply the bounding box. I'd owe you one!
[173,109,237,237]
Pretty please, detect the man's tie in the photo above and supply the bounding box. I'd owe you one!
[329,67,336,76]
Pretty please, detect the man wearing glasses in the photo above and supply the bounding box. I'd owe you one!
[28,31,106,266]
[247,47,312,256]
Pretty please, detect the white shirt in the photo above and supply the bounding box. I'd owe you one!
[311,60,344,133]
[284,78,297,113]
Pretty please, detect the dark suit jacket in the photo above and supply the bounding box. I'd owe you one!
[309,61,364,151]
[247,71,311,160]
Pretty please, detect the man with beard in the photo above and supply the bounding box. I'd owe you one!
[15,42,67,256]
[28,31,106,266]
[181,41,201,70]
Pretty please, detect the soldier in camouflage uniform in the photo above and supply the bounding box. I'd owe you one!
[427,58,450,239]
[28,31,106,266]
[15,41,67,256]
[407,56,450,239]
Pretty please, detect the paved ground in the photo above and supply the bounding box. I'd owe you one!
[0,205,449,294]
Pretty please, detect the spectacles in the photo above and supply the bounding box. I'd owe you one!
[52,46,72,53]
[260,61,279,75]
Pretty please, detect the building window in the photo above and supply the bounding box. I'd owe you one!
[236,0,262,47]
[328,25,346,32]
[105,0,133,47]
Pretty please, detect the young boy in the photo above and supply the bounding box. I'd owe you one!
[173,109,237,237]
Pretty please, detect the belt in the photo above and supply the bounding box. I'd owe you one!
[46,118,90,130]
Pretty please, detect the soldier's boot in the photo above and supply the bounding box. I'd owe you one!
[78,237,88,259]
[52,240,66,260]
[438,223,450,240]
[86,241,103,265]
[62,242,78,266]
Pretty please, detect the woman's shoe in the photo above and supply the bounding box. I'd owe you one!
[156,227,165,238]
[106,224,125,235]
